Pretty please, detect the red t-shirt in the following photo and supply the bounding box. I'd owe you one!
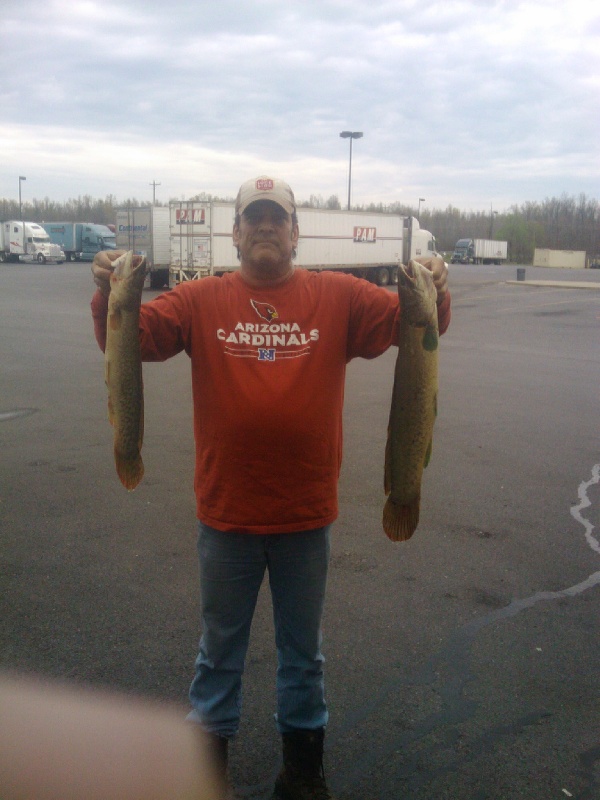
[92,268,450,533]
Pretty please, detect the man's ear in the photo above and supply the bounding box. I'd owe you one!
[232,224,240,246]
[291,223,299,247]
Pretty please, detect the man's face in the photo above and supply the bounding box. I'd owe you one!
[233,200,299,279]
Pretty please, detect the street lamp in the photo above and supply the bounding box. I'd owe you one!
[489,205,498,238]
[339,131,363,210]
[19,176,26,220]
[418,197,425,218]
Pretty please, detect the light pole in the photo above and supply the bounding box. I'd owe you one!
[489,205,498,238]
[339,131,363,210]
[418,197,425,219]
[19,176,26,220]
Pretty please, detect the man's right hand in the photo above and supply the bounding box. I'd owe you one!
[92,250,127,297]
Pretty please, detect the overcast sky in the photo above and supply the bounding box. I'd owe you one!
[1,0,598,212]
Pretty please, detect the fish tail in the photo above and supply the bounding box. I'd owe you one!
[115,450,144,491]
[382,496,420,542]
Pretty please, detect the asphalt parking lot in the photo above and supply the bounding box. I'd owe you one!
[1,261,599,799]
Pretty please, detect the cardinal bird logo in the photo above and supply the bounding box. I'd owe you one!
[250,299,279,322]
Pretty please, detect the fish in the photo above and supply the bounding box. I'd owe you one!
[105,251,147,490]
[383,259,439,541]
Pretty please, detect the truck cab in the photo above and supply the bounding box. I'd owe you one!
[0,221,65,263]
[79,224,116,261]
[411,225,438,261]
[451,238,473,263]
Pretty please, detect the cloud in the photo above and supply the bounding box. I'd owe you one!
[1,0,598,211]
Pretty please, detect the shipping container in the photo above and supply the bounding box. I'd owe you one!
[533,249,586,269]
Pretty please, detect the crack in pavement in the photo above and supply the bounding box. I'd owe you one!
[329,464,600,796]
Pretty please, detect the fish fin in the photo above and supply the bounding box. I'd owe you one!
[423,324,439,352]
[107,397,116,427]
[138,373,144,449]
[115,451,144,491]
[424,437,433,468]
[105,362,116,426]
[383,496,420,542]
[384,425,392,494]
[109,308,122,330]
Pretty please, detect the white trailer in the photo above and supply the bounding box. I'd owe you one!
[533,249,586,269]
[169,202,438,286]
[116,207,171,288]
[0,220,65,264]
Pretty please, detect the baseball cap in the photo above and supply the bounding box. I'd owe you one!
[235,176,296,216]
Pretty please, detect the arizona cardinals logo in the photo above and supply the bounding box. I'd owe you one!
[251,299,279,323]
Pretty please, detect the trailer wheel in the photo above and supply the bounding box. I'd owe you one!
[376,267,390,286]
[37,253,46,264]
[0,252,6,263]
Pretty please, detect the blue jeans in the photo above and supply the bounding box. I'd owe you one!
[188,523,331,738]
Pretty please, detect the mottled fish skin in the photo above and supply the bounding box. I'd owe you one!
[383,260,439,541]
[105,251,147,490]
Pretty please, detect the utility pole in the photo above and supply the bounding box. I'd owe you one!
[19,176,26,220]
[149,180,161,206]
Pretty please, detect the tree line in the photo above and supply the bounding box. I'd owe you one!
[1,191,597,264]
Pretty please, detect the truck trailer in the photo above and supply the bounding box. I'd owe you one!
[116,207,170,289]
[41,222,116,262]
[0,220,65,263]
[451,238,508,265]
[169,202,438,286]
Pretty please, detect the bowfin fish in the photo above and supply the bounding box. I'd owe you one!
[105,251,147,490]
[383,260,439,541]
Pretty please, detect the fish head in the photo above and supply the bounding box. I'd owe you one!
[397,260,437,325]
[110,251,147,290]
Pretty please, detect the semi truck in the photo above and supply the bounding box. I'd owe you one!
[116,206,170,289]
[0,220,65,263]
[169,202,438,286]
[41,222,116,262]
[451,238,508,265]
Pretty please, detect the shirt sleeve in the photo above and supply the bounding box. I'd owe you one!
[137,285,192,361]
[90,284,193,361]
[346,278,400,360]
[437,291,452,336]
[91,289,109,352]
[346,279,452,361]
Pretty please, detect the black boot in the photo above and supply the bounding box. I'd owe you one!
[272,728,337,800]
[201,732,233,800]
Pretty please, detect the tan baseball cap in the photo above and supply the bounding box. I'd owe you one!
[235,176,296,216]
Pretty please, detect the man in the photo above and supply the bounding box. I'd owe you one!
[91,176,450,799]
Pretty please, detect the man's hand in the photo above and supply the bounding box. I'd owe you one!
[91,250,127,298]
[415,256,448,305]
